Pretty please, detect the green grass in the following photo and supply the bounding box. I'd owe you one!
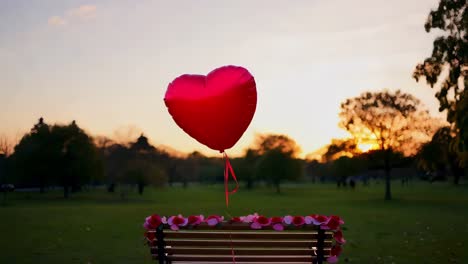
[1,181,468,263]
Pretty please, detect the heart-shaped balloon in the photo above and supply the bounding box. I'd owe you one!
[164,65,257,152]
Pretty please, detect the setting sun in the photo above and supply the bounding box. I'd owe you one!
[357,143,378,153]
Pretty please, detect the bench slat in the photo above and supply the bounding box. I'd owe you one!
[161,223,323,230]
[172,262,312,264]
[163,230,333,240]
[167,254,316,262]
[164,239,327,248]
[164,247,331,256]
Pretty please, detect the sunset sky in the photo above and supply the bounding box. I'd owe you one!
[1,0,444,157]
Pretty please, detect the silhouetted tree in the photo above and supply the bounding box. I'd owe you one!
[305,160,325,183]
[231,148,259,190]
[0,135,13,192]
[125,134,168,194]
[417,126,465,183]
[0,135,13,157]
[0,154,6,184]
[413,0,467,162]
[11,118,51,192]
[104,143,129,192]
[49,121,102,198]
[243,148,259,189]
[339,90,437,200]
[12,118,102,197]
[323,138,359,162]
[252,134,302,193]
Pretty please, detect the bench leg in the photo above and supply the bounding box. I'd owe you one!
[156,226,167,264]
[316,229,325,264]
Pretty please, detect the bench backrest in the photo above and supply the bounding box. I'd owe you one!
[146,222,333,264]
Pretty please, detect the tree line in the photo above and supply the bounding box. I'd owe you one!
[0,85,465,201]
[0,117,304,197]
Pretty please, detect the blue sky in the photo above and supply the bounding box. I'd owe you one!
[0,0,443,157]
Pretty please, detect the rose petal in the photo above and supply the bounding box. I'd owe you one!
[250,222,262,229]
[292,216,305,226]
[167,216,175,226]
[334,230,346,244]
[273,223,284,231]
[244,215,254,223]
[170,224,179,231]
[206,218,218,226]
[305,216,313,225]
[312,215,329,225]
[231,217,242,223]
[181,217,188,226]
[283,215,293,225]
[270,217,283,224]
[256,216,271,226]
[145,231,155,241]
[326,256,338,263]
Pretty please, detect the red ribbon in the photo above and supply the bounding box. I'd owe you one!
[223,152,239,207]
[222,151,238,263]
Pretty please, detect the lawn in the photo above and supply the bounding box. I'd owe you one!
[1,181,467,264]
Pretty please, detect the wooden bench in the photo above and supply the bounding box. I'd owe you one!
[145,222,334,264]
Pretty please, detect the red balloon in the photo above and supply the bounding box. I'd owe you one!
[164,65,257,152]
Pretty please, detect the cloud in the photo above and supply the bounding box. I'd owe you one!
[47,5,97,27]
[48,16,67,26]
[67,5,97,20]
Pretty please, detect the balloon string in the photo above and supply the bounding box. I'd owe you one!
[229,232,236,263]
[223,152,239,207]
[222,152,238,264]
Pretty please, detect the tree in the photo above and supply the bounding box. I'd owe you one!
[103,143,129,192]
[252,134,302,193]
[0,135,13,193]
[323,138,359,162]
[12,118,102,197]
[413,0,467,159]
[417,126,465,183]
[0,135,14,157]
[243,148,259,189]
[339,90,437,200]
[126,134,168,194]
[50,121,102,198]
[12,118,51,192]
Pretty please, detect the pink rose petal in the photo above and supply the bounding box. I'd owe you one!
[272,223,284,231]
[206,218,218,226]
[243,214,257,223]
[170,224,179,231]
[327,256,338,263]
[167,216,175,226]
[250,222,262,229]
[283,215,293,225]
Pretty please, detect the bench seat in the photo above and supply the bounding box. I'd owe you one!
[145,222,336,264]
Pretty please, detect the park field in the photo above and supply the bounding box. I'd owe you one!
[1,181,467,264]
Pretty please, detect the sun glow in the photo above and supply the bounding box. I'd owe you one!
[357,143,378,153]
